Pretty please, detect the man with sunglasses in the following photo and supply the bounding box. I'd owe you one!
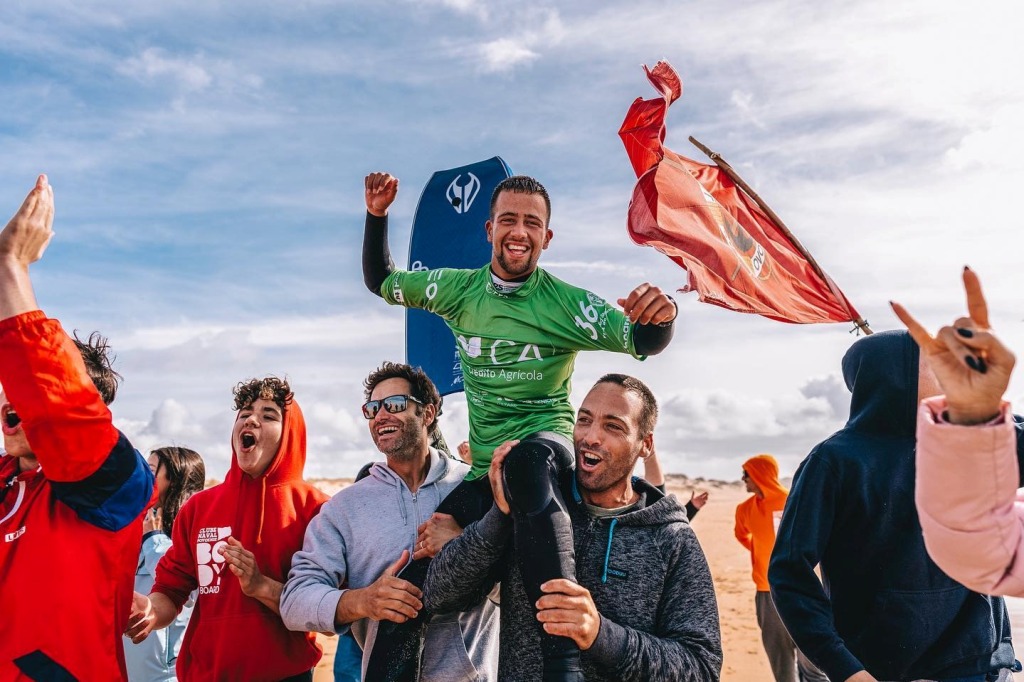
[362,172,677,681]
[0,176,155,680]
[281,362,499,681]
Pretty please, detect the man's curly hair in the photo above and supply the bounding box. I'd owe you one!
[73,331,122,406]
[233,377,293,411]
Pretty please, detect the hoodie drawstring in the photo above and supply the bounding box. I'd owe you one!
[396,482,407,525]
[602,518,619,583]
[254,476,267,544]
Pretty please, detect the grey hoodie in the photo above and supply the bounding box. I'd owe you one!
[425,478,722,681]
[280,448,499,681]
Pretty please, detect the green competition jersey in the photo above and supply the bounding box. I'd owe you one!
[383,264,642,479]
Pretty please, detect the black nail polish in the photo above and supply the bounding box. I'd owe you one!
[977,357,988,374]
[956,328,974,338]
[965,355,980,371]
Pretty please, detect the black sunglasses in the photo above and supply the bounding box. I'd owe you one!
[362,394,423,420]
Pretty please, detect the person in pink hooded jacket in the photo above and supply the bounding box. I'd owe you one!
[893,266,1024,597]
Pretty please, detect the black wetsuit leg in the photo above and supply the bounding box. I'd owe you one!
[363,475,493,682]
[502,432,584,682]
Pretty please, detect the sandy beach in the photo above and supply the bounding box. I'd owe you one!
[304,475,1024,681]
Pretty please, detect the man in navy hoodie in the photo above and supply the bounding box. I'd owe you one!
[769,330,1018,682]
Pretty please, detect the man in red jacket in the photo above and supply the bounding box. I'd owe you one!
[127,376,329,682]
[0,175,155,680]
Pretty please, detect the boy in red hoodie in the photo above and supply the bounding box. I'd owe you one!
[128,377,329,681]
[0,175,155,680]
[734,455,825,682]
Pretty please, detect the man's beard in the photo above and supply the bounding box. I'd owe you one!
[496,247,534,278]
[376,423,426,462]
[575,442,641,496]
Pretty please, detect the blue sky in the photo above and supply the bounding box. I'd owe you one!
[2,0,1022,480]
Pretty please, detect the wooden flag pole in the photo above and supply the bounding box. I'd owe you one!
[688,136,872,335]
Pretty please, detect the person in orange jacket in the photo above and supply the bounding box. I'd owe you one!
[734,455,826,682]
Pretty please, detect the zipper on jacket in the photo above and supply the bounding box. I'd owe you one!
[411,491,420,552]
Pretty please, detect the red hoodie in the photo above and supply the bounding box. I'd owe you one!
[0,311,154,681]
[734,454,789,592]
[152,399,328,681]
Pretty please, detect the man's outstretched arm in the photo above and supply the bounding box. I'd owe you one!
[0,177,153,524]
[363,172,399,296]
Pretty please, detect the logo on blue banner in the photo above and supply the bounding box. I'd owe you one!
[445,172,481,214]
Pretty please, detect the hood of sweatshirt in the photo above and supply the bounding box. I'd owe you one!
[611,479,690,528]
[742,453,787,502]
[842,329,919,438]
[224,398,308,489]
[221,398,327,577]
[570,477,690,585]
[366,447,457,525]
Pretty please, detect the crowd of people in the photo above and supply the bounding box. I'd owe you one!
[0,172,1022,682]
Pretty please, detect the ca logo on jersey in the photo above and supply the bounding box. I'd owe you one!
[458,335,543,365]
[446,173,481,215]
[196,526,231,595]
[458,335,482,358]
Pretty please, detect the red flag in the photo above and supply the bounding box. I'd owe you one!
[619,61,862,325]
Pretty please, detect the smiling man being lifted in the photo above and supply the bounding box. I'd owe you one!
[361,171,677,681]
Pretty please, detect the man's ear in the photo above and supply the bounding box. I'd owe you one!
[485,220,494,244]
[638,432,654,460]
[423,403,437,429]
[542,228,553,250]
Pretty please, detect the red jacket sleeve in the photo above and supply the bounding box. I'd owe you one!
[0,311,118,482]
[153,494,200,610]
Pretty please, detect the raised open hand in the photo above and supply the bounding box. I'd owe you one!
[1,175,54,268]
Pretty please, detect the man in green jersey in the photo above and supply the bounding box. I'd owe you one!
[362,171,677,682]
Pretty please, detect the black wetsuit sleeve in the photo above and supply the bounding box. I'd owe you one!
[685,500,700,520]
[363,212,395,297]
[632,297,677,356]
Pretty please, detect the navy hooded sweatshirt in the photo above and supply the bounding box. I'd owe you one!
[768,330,1015,682]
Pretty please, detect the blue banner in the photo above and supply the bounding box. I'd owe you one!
[406,156,513,396]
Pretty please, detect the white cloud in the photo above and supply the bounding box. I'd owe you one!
[444,6,565,73]
[478,39,539,72]
[730,90,765,130]
[118,48,213,91]
[431,0,489,20]
[943,105,1024,174]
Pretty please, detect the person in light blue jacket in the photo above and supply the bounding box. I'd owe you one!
[125,446,205,682]
[281,362,498,682]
